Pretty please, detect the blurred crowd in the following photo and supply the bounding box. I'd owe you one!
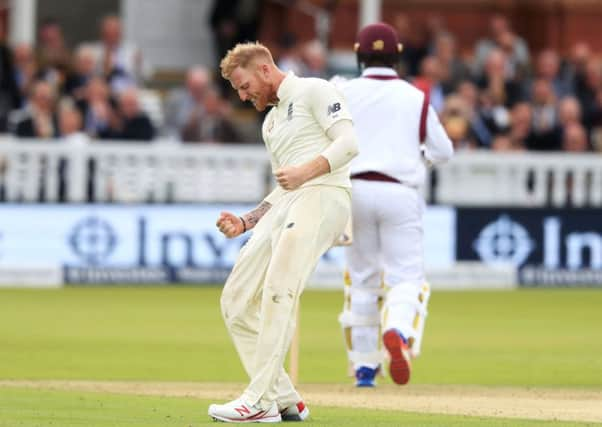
[1,8,602,153]
[388,13,602,154]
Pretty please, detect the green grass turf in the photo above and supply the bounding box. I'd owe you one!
[0,387,591,427]
[1,287,602,387]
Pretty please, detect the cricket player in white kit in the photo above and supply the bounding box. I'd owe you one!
[337,23,454,387]
[209,42,359,423]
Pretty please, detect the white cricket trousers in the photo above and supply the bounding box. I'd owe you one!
[221,185,350,409]
[343,179,427,368]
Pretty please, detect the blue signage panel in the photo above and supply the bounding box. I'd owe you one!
[0,204,456,284]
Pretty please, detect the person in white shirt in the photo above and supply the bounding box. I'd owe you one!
[210,42,359,423]
[337,22,453,387]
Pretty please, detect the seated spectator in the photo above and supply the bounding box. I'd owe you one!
[476,48,525,107]
[0,21,20,131]
[276,32,304,76]
[456,80,494,147]
[527,78,562,150]
[11,80,58,138]
[181,86,241,143]
[508,102,532,150]
[393,12,428,77]
[164,66,212,139]
[478,88,511,140]
[88,14,148,92]
[300,40,328,79]
[530,49,573,99]
[563,42,591,97]
[58,100,86,143]
[491,133,519,151]
[76,77,113,138]
[562,122,589,152]
[36,18,72,93]
[440,95,476,150]
[473,14,530,80]
[584,88,602,151]
[64,45,98,101]
[36,18,71,73]
[558,96,582,127]
[432,32,470,95]
[13,43,37,107]
[103,87,154,141]
[414,56,445,112]
[576,58,602,132]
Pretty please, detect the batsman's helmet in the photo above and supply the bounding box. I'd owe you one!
[354,22,402,68]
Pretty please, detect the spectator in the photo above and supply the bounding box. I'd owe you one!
[562,42,591,96]
[531,49,573,99]
[576,58,602,132]
[473,14,530,79]
[11,80,58,138]
[478,88,511,141]
[562,122,589,152]
[508,102,532,150]
[209,0,263,94]
[432,32,470,95]
[440,94,476,150]
[456,80,494,147]
[526,78,562,150]
[105,87,154,141]
[88,14,148,92]
[36,18,72,90]
[164,66,212,139]
[393,12,428,77]
[558,96,583,127]
[76,77,113,138]
[181,86,241,143]
[476,48,524,108]
[414,56,445,112]
[491,133,517,151]
[63,45,97,100]
[13,43,37,106]
[300,40,328,79]
[276,32,304,76]
[58,100,86,141]
[0,20,20,131]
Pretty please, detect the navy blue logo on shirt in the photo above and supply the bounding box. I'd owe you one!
[327,102,341,116]
[287,102,293,121]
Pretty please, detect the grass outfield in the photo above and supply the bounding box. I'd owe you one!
[0,387,591,427]
[1,287,601,425]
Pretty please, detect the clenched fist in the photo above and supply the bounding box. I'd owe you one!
[275,165,308,190]
[216,211,244,238]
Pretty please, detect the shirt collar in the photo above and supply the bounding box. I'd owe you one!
[275,71,297,104]
[361,67,399,79]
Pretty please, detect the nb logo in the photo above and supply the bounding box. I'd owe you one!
[327,102,341,116]
[234,405,251,416]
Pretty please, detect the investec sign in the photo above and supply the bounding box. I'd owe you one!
[457,208,602,287]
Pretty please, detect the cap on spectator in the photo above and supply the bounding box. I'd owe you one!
[354,22,402,54]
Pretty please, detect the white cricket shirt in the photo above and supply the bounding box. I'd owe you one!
[262,72,354,191]
[338,67,453,188]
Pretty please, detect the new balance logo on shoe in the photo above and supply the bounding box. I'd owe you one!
[234,405,251,417]
[208,398,282,423]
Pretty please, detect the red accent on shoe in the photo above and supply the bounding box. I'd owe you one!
[296,401,306,412]
[383,329,411,385]
[234,405,251,416]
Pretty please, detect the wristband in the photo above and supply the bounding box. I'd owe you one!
[239,216,247,232]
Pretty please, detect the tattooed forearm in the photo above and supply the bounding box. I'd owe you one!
[241,201,272,231]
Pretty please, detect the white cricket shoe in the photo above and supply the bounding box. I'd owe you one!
[280,401,310,421]
[208,397,282,423]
